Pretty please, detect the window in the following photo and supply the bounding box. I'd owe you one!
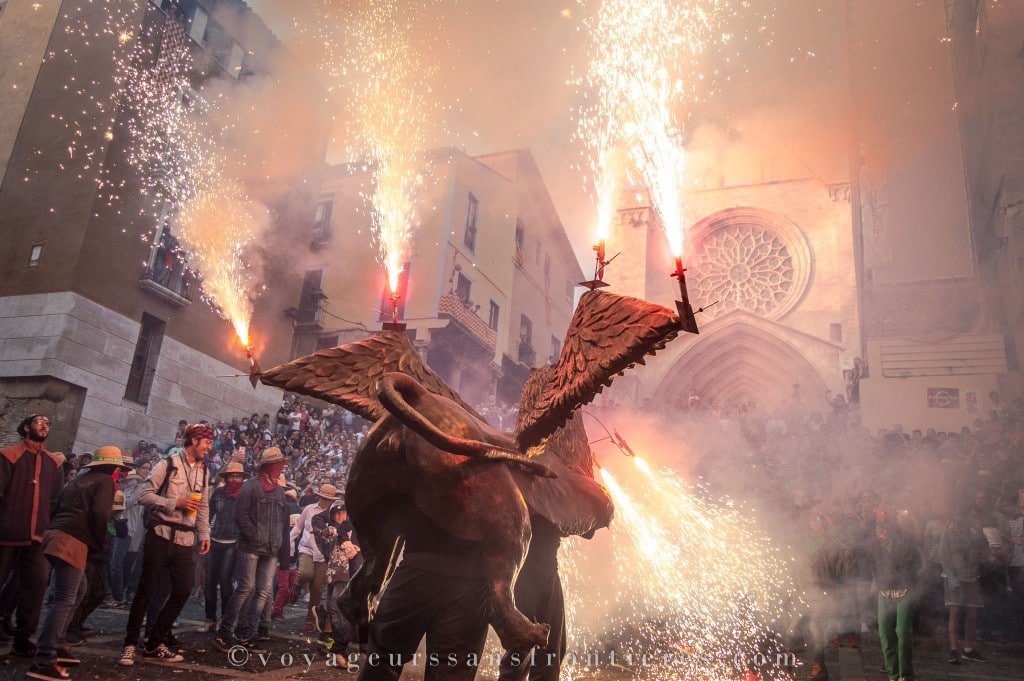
[189,4,208,43]
[28,244,43,268]
[519,315,533,346]
[455,272,472,304]
[488,301,500,331]
[464,193,479,251]
[125,313,166,405]
[550,336,562,363]
[312,199,333,248]
[565,278,574,302]
[227,42,244,76]
[543,255,551,289]
[514,221,525,266]
[298,269,325,325]
[518,315,535,365]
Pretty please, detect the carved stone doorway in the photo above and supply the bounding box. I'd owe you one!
[653,318,830,413]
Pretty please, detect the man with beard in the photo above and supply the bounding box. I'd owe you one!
[0,415,65,657]
[118,424,211,667]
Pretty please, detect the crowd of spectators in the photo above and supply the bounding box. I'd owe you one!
[592,382,1024,679]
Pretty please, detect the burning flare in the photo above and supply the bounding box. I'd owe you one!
[175,178,269,348]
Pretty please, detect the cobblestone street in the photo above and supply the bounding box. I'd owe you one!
[4,594,1024,681]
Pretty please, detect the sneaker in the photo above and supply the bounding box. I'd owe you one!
[271,613,285,623]
[64,630,85,647]
[117,645,136,667]
[212,635,232,653]
[257,627,271,642]
[948,649,962,664]
[963,649,989,663]
[142,643,184,663]
[12,639,38,657]
[238,639,268,655]
[165,634,185,653]
[25,663,70,681]
[99,599,120,609]
[860,622,870,635]
[55,648,81,665]
[200,619,217,633]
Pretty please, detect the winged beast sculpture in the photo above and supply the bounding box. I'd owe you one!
[260,289,680,651]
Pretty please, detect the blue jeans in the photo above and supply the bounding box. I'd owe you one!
[205,541,237,621]
[217,551,276,641]
[35,557,87,665]
[107,535,130,602]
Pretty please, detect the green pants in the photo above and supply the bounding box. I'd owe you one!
[877,594,914,681]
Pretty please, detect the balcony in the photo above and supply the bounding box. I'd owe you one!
[138,266,193,308]
[438,293,497,351]
[517,341,536,366]
[310,222,332,251]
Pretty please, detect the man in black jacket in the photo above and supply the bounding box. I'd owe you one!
[0,415,64,658]
[25,446,130,681]
[212,448,286,654]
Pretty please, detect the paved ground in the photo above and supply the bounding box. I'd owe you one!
[3,596,1024,680]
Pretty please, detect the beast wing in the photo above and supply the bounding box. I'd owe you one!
[515,289,680,451]
[259,332,476,422]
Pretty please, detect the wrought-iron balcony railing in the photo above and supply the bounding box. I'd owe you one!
[138,265,194,308]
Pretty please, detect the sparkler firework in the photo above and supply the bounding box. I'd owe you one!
[577,0,746,257]
[296,0,440,299]
[46,1,276,349]
[561,452,799,681]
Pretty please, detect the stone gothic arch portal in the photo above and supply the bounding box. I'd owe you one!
[654,316,831,412]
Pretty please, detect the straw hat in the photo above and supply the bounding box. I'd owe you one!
[112,490,126,511]
[317,483,341,500]
[85,446,133,471]
[218,462,245,477]
[284,487,298,502]
[259,447,284,467]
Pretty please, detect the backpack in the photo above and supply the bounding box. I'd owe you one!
[142,454,208,533]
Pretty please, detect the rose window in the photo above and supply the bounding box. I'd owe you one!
[690,224,797,319]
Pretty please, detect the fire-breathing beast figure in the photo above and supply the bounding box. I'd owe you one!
[260,289,680,651]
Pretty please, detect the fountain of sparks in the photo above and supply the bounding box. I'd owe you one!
[560,450,800,681]
[45,1,273,353]
[175,175,269,349]
[298,0,439,319]
[577,0,738,277]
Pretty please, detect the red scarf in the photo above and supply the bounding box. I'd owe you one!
[224,479,243,498]
[261,461,285,492]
